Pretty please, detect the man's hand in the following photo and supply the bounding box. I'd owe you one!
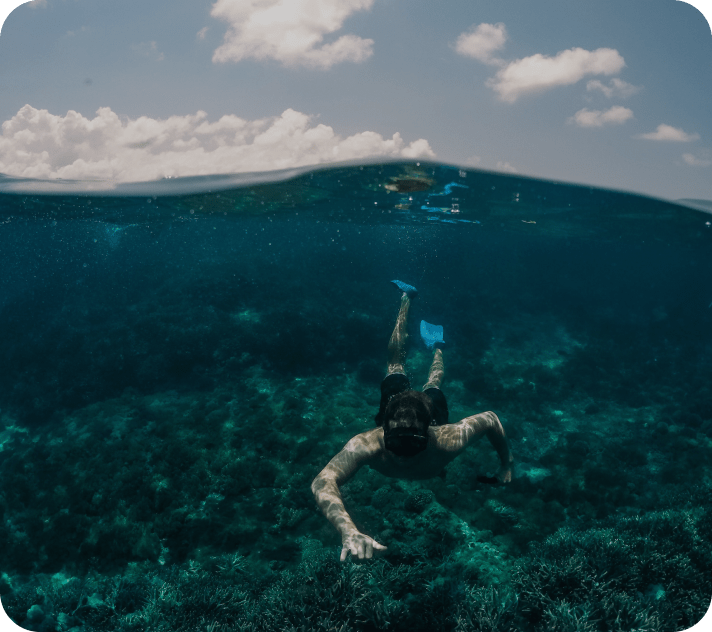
[477,462,513,485]
[340,530,387,562]
[496,463,512,484]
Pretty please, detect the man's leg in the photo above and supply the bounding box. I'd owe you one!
[423,347,445,391]
[423,348,448,425]
[376,291,414,426]
[387,293,411,375]
[423,348,444,390]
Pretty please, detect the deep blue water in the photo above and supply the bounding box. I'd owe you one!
[1,161,711,631]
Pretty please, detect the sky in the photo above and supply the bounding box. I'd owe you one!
[0,0,710,201]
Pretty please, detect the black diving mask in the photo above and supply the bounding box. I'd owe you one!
[384,426,429,457]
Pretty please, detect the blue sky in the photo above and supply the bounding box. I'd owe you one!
[0,0,710,200]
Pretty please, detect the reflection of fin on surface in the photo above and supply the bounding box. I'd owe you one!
[420,320,445,350]
[391,280,418,298]
[441,182,469,196]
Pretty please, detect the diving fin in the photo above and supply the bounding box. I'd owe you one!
[420,320,445,350]
[391,280,418,298]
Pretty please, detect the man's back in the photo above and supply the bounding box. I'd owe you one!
[316,411,507,488]
[361,424,468,480]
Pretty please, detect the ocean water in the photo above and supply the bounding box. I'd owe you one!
[0,160,711,631]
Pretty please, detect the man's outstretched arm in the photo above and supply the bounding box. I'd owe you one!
[310,434,387,561]
[461,411,513,483]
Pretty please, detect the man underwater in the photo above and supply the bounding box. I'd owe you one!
[311,281,513,562]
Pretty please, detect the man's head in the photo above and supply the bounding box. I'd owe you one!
[383,390,433,457]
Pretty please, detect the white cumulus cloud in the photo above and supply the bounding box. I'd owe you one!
[210,0,375,69]
[638,124,700,142]
[487,47,625,103]
[682,153,711,167]
[568,106,634,128]
[454,23,507,66]
[586,77,640,98]
[0,105,434,182]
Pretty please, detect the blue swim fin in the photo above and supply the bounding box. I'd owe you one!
[391,280,418,298]
[420,320,445,350]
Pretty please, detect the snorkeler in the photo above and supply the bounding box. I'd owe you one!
[311,281,513,562]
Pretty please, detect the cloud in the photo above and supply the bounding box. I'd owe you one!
[0,105,434,182]
[682,153,711,167]
[454,23,507,66]
[638,124,700,142]
[210,0,375,69]
[586,78,640,98]
[65,26,90,37]
[197,27,209,40]
[131,41,165,62]
[487,47,625,103]
[568,106,634,127]
[495,161,517,173]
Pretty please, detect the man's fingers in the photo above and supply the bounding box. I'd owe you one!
[340,544,358,562]
[341,536,388,562]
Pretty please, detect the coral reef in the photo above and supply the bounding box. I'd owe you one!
[5,500,710,632]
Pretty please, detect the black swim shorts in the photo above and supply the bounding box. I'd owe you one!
[374,373,449,427]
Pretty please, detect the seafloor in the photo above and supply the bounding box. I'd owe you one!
[1,164,712,631]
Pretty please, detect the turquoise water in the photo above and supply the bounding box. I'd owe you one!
[0,161,711,631]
